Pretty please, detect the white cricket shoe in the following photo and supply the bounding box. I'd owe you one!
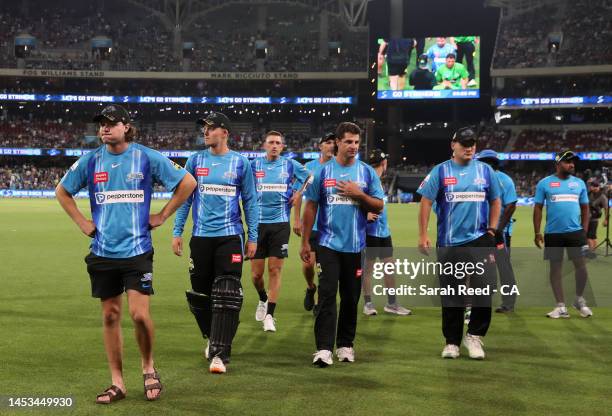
[467,79,478,87]
[546,306,570,319]
[336,347,355,363]
[255,300,268,321]
[263,314,276,332]
[463,334,485,360]
[312,350,333,367]
[209,357,226,374]
[441,344,460,359]
[363,302,377,316]
[384,304,412,316]
[573,298,593,318]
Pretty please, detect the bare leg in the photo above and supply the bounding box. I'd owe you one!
[267,257,284,304]
[99,295,125,402]
[251,258,266,293]
[126,290,158,400]
[549,260,565,304]
[572,257,588,297]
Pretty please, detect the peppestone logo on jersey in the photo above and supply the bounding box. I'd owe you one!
[258,183,288,192]
[327,194,359,205]
[199,184,236,196]
[551,194,579,203]
[445,192,486,203]
[95,190,145,204]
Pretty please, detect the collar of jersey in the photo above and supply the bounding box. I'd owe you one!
[103,143,132,157]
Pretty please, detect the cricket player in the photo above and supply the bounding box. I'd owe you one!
[294,132,336,312]
[250,131,310,332]
[426,37,456,73]
[434,53,469,90]
[300,122,384,367]
[172,112,259,374]
[55,104,196,403]
[418,126,501,360]
[533,150,592,318]
[476,150,518,313]
[362,149,412,316]
[452,36,478,86]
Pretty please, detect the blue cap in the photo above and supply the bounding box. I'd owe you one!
[476,149,499,160]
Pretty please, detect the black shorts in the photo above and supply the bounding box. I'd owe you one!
[587,220,599,240]
[254,222,291,259]
[189,235,244,295]
[365,235,393,259]
[388,62,408,76]
[309,230,320,253]
[544,230,587,261]
[85,250,154,299]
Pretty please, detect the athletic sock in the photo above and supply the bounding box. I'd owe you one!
[557,302,566,308]
[258,289,268,302]
[387,294,397,305]
[267,302,276,316]
[364,295,372,304]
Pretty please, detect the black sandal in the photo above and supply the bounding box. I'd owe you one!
[143,369,163,401]
[95,385,125,404]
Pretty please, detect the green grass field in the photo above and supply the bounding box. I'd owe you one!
[378,37,480,91]
[1,200,611,416]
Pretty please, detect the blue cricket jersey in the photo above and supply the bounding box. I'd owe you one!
[251,156,309,223]
[426,43,456,73]
[534,175,588,234]
[417,159,501,247]
[496,170,518,236]
[173,149,259,242]
[304,157,330,232]
[367,197,391,238]
[305,157,384,253]
[60,143,187,258]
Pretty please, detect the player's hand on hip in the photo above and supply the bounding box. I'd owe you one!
[172,236,183,256]
[149,213,165,229]
[418,235,431,256]
[79,219,96,237]
[245,241,257,260]
[293,220,302,237]
[534,233,544,249]
[337,181,363,199]
[300,242,311,263]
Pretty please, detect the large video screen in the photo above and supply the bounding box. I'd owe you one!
[376,36,480,100]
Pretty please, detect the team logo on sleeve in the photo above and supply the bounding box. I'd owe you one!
[94,172,108,184]
[196,168,209,177]
[443,177,457,186]
[255,171,265,178]
[324,179,337,187]
[418,174,430,189]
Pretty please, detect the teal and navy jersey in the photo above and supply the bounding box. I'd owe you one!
[417,159,501,247]
[173,149,259,242]
[426,43,456,73]
[534,174,588,234]
[304,157,329,232]
[251,156,309,223]
[305,158,384,253]
[60,143,187,259]
[367,197,391,238]
[496,170,518,235]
